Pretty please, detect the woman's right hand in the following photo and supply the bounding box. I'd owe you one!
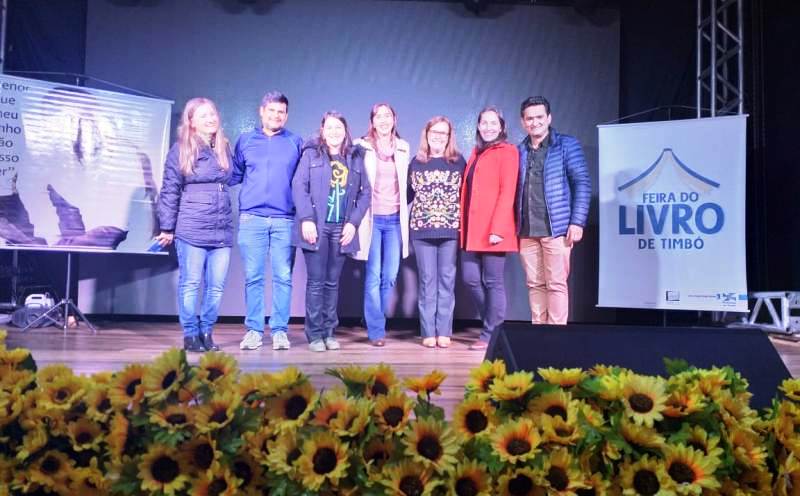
[155,232,174,247]
[301,221,318,244]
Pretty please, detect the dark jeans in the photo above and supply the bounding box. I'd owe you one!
[413,238,457,338]
[302,223,346,343]
[460,250,507,342]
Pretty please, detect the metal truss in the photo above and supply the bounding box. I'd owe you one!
[697,0,744,117]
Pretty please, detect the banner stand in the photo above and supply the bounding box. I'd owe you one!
[21,252,96,335]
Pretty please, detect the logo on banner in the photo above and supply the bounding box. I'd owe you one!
[617,148,723,252]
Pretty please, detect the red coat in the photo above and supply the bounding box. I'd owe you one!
[460,143,519,252]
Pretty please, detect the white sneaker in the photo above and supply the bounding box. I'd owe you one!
[272,331,291,350]
[324,337,341,350]
[239,330,263,350]
[309,339,326,352]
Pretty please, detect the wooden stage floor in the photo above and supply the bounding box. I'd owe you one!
[6,321,800,417]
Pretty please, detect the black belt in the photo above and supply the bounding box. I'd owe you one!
[183,183,227,192]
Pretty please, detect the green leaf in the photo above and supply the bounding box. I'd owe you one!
[663,357,691,376]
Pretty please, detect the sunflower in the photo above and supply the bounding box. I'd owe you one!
[296,431,350,491]
[0,328,6,347]
[36,364,75,385]
[142,348,186,402]
[492,418,541,464]
[447,460,491,496]
[453,395,497,439]
[243,425,273,464]
[266,431,301,475]
[581,472,613,496]
[106,412,129,464]
[85,384,114,423]
[328,396,372,437]
[0,368,34,391]
[313,390,350,427]
[177,375,203,404]
[382,460,436,496]
[663,444,720,494]
[684,426,724,460]
[67,418,104,452]
[620,419,666,451]
[780,378,800,402]
[403,417,459,473]
[374,389,414,434]
[367,363,399,397]
[231,453,265,493]
[138,445,190,495]
[182,435,222,477]
[734,467,772,494]
[16,426,48,461]
[490,370,535,404]
[528,390,575,422]
[538,367,588,388]
[362,436,395,473]
[39,375,85,411]
[727,427,767,469]
[0,347,31,367]
[695,368,729,399]
[150,403,194,433]
[0,390,23,428]
[238,372,271,408]
[717,389,758,429]
[540,414,581,446]
[543,447,588,494]
[195,391,241,432]
[466,359,507,396]
[192,469,241,496]
[662,387,706,418]
[622,375,667,427]
[109,363,147,410]
[267,365,307,393]
[264,381,317,433]
[617,455,676,496]
[325,364,371,396]
[197,351,239,387]
[497,467,547,496]
[69,464,109,496]
[405,369,447,396]
[27,450,73,494]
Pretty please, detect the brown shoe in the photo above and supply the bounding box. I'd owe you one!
[422,337,436,348]
[469,340,488,350]
[436,336,451,348]
[371,339,386,347]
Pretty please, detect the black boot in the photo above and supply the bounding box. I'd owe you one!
[183,335,206,353]
[199,331,220,352]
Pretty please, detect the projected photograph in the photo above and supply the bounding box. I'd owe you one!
[0,74,171,254]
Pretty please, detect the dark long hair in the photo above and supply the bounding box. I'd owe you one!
[316,111,353,158]
[475,105,508,152]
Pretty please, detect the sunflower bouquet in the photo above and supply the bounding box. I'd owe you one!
[448,358,775,495]
[0,325,796,496]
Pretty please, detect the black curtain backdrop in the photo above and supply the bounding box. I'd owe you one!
[4,0,799,324]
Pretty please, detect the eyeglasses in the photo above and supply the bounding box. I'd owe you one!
[427,129,449,137]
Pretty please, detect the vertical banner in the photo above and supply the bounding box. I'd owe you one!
[0,74,171,253]
[598,116,748,311]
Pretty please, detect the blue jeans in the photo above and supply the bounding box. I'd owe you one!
[175,239,231,338]
[364,213,401,341]
[461,250,507,342]
[237,214,295,335]
[302,224,346,343]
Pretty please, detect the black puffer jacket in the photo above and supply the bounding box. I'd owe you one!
[157,143,233,247]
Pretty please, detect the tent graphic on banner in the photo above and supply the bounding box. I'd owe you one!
[617,148,720,197]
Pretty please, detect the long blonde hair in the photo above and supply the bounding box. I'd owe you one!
[416,115,460,164]
[177,97,230,175]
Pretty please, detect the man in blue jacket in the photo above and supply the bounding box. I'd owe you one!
[231,91,303,350]
[516,96,591,325]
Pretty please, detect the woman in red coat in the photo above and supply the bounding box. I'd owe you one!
[460,106,519,350]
